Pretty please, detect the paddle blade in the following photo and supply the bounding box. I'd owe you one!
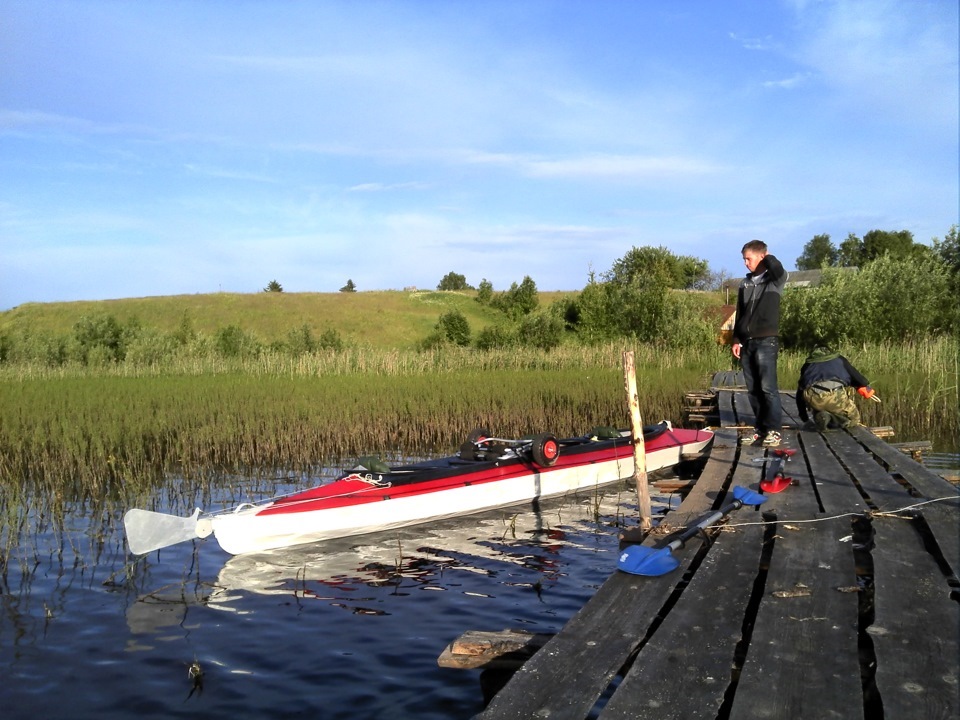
[618,545,680,577]
[124,508,203,555]
[760,475,793,494]
[733,485,767,506]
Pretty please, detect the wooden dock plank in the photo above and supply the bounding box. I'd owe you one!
[729,516,862,720]
[459,384,957,719]
[729,429,862,719]
[823,430,959,719]
[718,387,738,428]
[849,426,960,578]
[597,435,769,719]
[799,429,870,511]
[779,391,802,428]
[733,391,755,430]
[867,521,959,720]
[475,433,736,719]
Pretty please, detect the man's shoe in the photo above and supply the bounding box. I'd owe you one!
[762,431,782,448]
[814,412,831,433]
[742,431,761,446]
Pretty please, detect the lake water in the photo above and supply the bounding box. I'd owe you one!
[1,470,679,720]
[4,449,956,720]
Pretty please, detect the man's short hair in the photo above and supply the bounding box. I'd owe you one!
[742,239,767,254]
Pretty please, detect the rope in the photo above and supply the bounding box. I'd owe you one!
[719,495,959,530]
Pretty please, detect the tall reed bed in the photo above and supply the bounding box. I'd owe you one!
[778,336,959,448]
[0,364,709,496]
[0,342,729,380]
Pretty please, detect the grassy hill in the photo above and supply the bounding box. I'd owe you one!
[0,290,578,349]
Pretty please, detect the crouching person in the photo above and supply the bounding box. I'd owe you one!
[797,346,877,431]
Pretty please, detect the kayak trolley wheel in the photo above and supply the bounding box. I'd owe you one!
[530,433,559,467]
[466,427,492,445]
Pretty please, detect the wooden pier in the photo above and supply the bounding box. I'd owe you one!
[442,371,959,719]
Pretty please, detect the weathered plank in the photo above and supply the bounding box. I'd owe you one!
[867,519,960,720]
[825,430,959,719]
[729,430,862,719]
[718,387,738,428]
[438,629,552,670]
[733,391,755,430]
[779,391,802,428]
[598,434,769,719]
[799,429,870,511]
[849,425,960,578]
[729,516,863,720]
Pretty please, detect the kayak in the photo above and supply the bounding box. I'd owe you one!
[124,421,713,557]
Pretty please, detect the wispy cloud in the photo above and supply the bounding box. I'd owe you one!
[762,73,809,89]
[729,32,778,51]
[347,181,430,193]
[184,164,277,184]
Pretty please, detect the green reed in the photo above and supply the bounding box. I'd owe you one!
[0,364,707,497]
[778,336,959,449]
[1,336,955,512]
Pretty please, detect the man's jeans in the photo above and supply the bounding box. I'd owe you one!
[740,337,782,435]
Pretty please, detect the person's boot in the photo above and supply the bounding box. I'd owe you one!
[814,411,831,432]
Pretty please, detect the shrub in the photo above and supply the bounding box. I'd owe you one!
[435,309,471,347]
[474,324,515,351]
[517,313,564,350]
[214,325,259,358]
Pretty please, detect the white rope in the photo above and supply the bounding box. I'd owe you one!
[719,495,959,530]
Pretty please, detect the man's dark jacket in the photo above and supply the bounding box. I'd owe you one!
[733,254,787,343]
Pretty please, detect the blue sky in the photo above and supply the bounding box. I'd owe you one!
[2,0,957,309]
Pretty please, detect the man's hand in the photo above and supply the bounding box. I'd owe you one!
[732,342,742,359]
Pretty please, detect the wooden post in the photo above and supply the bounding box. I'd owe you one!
[622,350,651,531]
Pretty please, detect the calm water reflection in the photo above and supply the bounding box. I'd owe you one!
[1,472,676,720]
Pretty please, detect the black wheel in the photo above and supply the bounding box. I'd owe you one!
[467,427,492,445]
[530,433,559,467]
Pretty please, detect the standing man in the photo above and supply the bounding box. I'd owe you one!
[732,240,787,447]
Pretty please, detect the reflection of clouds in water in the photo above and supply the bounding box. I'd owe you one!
[123,476,679,629]
[201,480,674,615]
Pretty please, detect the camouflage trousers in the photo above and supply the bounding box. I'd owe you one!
[802,385,861,429]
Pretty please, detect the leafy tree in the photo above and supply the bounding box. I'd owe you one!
[264,280,283,292]
[780,253,955,347]
[435,309,471,346]
[862,229,915,263]
[837,232,863,267]
[340,279,357,292]
[571,271,668,343]
[607,246,709,289]
[437,272,469,291]
[796,233,838,270]
[838,229,919,267]
[173,311,197,346]
[475,278,494,305]
[491,276,539,319]
[932,224,960,300]
[933,224,960,274]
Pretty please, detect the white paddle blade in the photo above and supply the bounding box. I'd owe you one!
[124,508,203,555]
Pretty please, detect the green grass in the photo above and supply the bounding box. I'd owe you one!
[1,289,578,349]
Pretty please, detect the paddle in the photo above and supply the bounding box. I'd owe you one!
[618,486,767,576]
[123,508,213,555]
[759,455,793,494]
